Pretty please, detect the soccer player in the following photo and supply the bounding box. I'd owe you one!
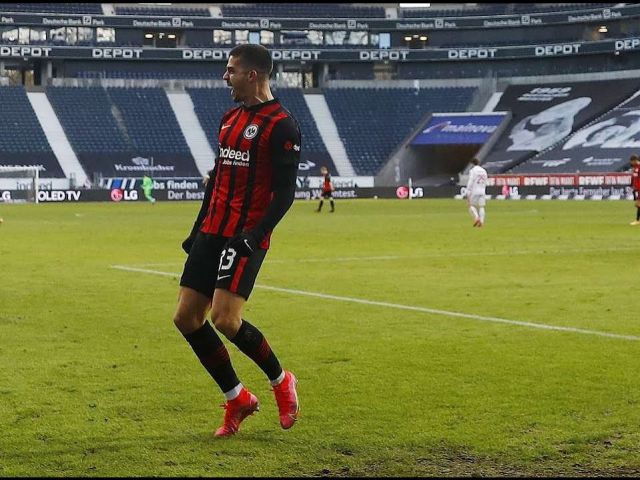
[630,154,640,225]
[141,175,156,204]
[175,44,301,437]
[316,166,335,212]
[466,157,488,227]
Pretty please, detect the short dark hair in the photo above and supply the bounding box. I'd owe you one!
[470,157,480,165]
[229,44,273,77]
[631,154,639,161]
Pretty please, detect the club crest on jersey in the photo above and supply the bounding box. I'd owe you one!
[243,124,259,139]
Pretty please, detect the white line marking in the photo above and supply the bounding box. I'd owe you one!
[268,247,640,264]
[110,265,640,342]
[134,262,185,267]
[112,265,179,277]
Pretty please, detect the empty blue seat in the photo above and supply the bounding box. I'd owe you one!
[324,87,476,175]
[0,86,52,154]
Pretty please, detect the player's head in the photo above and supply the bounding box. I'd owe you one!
[470,157,480,166]
[223,44,273,103]
[631,154,639,165]
[320,166,328,175]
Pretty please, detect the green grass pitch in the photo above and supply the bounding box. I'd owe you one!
[1,198,640,476]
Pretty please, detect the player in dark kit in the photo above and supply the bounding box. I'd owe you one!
[631,154,640,226]
[174,44,301,437]
[316,165,335,212]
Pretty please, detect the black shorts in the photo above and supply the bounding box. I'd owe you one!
[321,191,333,199]
[180,232,267,300]
[634,190,639,201]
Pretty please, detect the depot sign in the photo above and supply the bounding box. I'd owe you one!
[359,50,409,60]
[0,46,51,57]
[447,48,498,59]
[534,43,581,56]
[92,48,143,59]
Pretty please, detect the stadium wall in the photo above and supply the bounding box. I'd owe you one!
[2,178,634,204]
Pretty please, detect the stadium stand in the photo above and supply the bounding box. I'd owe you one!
[2,1,640,187]
[510,2,615,14]
[184,87,232,155]
[329,64,375,81]
[0,3,102,14]
[105,87,192,155]
[0,86,51,154]
[401,3,616,17]
[44,86,200,177]
[272,87,336,173]
[75,70,224,80]
[324,87,477,175]
[186,87,335,175]
[509,91,640,174]
[481,78,640,174]
[221,3,386,18]
[396,54,640,79]
[436,33,588,48]
[114,6,211,17]
[0,86,64,177]
[46,87,131,154]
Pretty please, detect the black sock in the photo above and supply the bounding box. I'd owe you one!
[183,321,240,393]
[318,200,323,211]
[330,200,335,211]
[231,320,283,382]
[637,207,640,221]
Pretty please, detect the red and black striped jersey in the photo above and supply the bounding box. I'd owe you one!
[200,98,301,249]
[322,172,332,192]
[633,165,640,191]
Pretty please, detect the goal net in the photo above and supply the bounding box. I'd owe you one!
[0,166,40,203]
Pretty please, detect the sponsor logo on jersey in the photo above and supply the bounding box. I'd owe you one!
[219,145,250,162]
[284,141,300,152]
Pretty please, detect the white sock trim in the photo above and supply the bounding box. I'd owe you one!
[224,383,243,400]
[270,370,286,386]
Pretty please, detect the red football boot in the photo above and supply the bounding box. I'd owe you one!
[272,371,300,429]
[214,387,260,437]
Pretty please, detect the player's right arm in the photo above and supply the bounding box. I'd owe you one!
[181,112,235,253]
[182,165,216,254]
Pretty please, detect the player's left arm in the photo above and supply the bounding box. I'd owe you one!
[465,170,474,199]
[227,117,301,256]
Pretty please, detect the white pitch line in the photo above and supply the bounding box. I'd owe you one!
[268,246,640,263]
[110,265,640,342]
[112,265,179,277]
[134,262,187,267]
[129,246,640,268]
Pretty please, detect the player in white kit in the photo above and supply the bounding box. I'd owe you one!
[466,158,488,227]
